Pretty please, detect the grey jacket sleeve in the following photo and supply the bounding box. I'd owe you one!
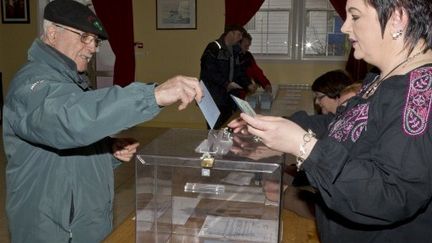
[8,81,161,149]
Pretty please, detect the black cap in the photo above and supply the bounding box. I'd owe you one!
[224,25,246,35]
[44,0,108,40]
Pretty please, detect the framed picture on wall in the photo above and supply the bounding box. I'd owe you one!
[156,0,196,30]
[1,0,30,23]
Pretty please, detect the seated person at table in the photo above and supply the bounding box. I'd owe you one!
[311,69,354,115]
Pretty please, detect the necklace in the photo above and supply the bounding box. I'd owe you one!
[363,50,424,98]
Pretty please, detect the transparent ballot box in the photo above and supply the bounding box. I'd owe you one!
[135,128,285,243]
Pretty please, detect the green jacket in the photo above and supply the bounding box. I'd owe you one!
[3,39,160,243]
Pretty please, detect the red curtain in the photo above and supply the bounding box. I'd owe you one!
[225,0,265,26]
[92,0,135,87]
[329,0,368,81]
[329,0,346,20]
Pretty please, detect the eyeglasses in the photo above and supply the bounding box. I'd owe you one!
[314,93,327,101]
[55,24,102,47]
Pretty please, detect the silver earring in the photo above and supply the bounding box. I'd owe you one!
[392,30,403,40]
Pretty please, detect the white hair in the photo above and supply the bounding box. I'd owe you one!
[41,20,51,40]
[74,0,92,7]
[41,19,62,43]
[42,19,54,32]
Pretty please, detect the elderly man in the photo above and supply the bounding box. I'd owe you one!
[3,0,202,242]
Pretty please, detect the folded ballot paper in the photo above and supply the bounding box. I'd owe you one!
[230,95,256,117]
[197,81,220,129]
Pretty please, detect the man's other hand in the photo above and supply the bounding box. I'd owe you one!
[112,138,140,162]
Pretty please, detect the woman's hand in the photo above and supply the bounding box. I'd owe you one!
[240,113,316,156]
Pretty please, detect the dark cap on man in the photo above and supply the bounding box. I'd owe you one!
[224,25,246,35]
[44,0,108,40]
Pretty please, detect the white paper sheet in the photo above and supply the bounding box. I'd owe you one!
[231,95,256,117]
[136,196,201,226]
[222,172,255,186]
[198,215,278,242]
[198,81,220,129]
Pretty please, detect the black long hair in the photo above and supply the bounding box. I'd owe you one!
[311,70,354,99]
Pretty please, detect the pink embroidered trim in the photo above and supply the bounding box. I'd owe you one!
[329,103,369,142]
[403,67,432,136]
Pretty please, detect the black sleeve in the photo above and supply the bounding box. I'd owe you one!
[233,51,253,89]
[302,73,432,225]
[288,111,334,139]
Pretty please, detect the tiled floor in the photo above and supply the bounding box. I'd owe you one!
[0,126,168,243]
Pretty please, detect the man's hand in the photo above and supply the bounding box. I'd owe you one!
[247,83,258,93]
[227,82,242,91]
[112,138,140,162]
[154,75,203,110]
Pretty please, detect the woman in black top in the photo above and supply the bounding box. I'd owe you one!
[229,0,432,242]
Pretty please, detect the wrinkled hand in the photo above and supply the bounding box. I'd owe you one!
[112,138,140,162]
[154,75,203,110]
[239,113,316,155]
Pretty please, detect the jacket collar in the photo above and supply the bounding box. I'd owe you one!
[28,39,89,90]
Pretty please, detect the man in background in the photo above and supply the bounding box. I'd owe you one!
[200,25,246,129]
